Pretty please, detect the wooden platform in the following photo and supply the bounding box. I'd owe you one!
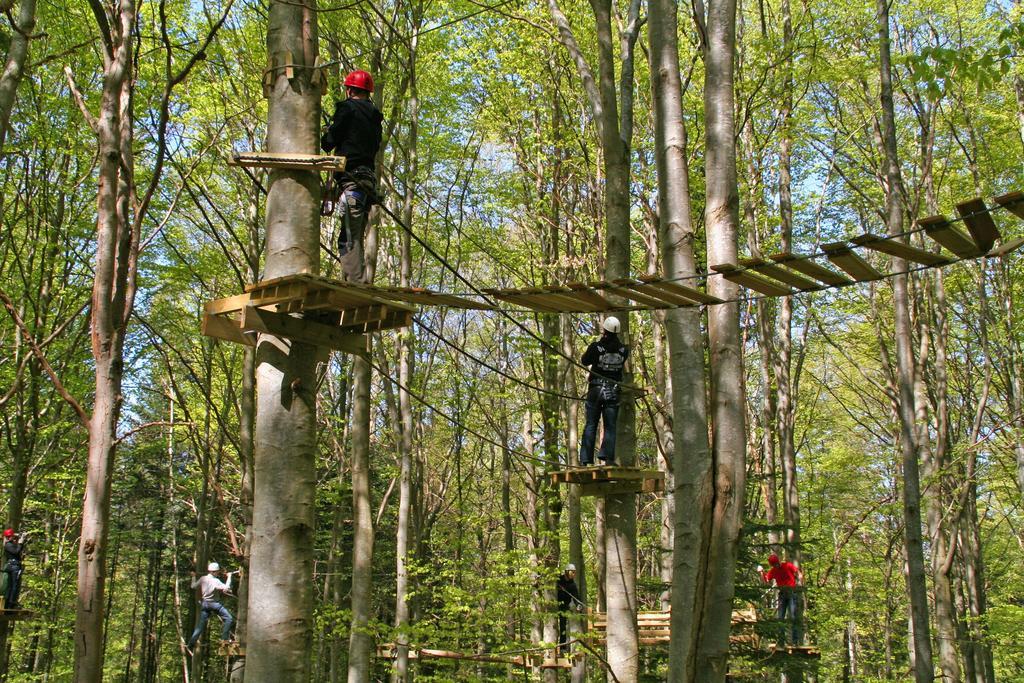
[550,466,664,496]
[376,644,528,667]
[587,607,759,648]
[202,274,487,352]
[227,152,347,173]
[0,608,35,622]
[217,641,245,657]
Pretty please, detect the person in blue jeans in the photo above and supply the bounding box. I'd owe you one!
[579,317,629,466]
[759,554,803,645]
[187,562,236,650]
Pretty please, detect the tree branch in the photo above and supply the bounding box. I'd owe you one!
[0,287,89,429]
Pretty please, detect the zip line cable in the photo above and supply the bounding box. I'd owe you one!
[413,314,583,401]
[373,200,647,395]
[363,353,558,469]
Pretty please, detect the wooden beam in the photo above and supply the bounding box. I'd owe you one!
[994,191,1024,220]
[739,258,821,291]
[483,289,563,313]
[204,292,254,315]
[919,215,981,258]
[608,279,676,308]
[241,306,367,355]
[228,152,347,173]
[202,313,256,347]
[988,236,1024,258]
[956,198,1000,253]
[710,264,794,297]
[577,478,664,497]
[767,252,853,287]
[850,233,953,266]
[565,282,617,310]
[518,286,594,311]
[540,285,606,311]
[821,242,884,281]
[637,275,724,304]
[616,281,700,307]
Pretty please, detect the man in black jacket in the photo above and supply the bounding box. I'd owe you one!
[579,316,629,465]
[556,564,582,655]
[321,69,384,282]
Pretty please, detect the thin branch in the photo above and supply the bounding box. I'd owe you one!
[0,286,89,428]
[64,66,99,132]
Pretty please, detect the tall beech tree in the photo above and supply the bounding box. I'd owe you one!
[244,0,321,679]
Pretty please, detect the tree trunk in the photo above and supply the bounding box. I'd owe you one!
[0,0,37,153]
[393,31,420,680]
[699,0,747,677]
[875,0,933,679]
[244,0,321,679]
[648,0,713,679]
[75,3,139,679]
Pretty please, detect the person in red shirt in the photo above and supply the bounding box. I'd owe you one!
[759,554,802,644]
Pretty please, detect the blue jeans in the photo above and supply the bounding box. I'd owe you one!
[777,588,801,644]
[188,600,234,646]
[579,382,619,464]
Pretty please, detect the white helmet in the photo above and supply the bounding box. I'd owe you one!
[566,563,576,572]
[208,562,220,573]
[602,316,621,334]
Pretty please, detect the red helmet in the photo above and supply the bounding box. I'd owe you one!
[344,70,374,93]
[3,529,13,538]
[768,554,780,566]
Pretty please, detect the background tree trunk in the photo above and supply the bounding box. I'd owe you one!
[875,0,933,679]
[698,0,748,677]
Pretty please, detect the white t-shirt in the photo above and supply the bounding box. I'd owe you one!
[191,573,231,602]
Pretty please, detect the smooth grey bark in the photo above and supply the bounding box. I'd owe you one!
[875,0,933,679]
[0,0,37,152]
[245,0,321,680]
[697,0,747,676]
[393,28,420,680]
[648,0,713,679]
[230,185,261,683]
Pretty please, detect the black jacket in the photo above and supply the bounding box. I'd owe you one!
[557,575,580,611]
[4,540,25,566]
[581,333,629,385]
[321,97,383,171]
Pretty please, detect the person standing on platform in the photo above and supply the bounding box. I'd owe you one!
[187,562,236,651]
[556,564,582,655]
[3,528,27,609]
[579,316,630,466]
[320,69,384,282]
[758,553,803,644]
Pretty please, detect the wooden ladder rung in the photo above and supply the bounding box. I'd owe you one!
[850,233,953,267]
[956,198,1000,253]
[994,191,1024,220]
[710,264,794,297]
[821,242,884,281]
[739,258,822,291]
[919,215,981,258]
[767,253,853,287]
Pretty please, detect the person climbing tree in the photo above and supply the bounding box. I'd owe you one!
[579,316,630,466]
[556,564,582,655]
[3,528,27,609]
[759,553,803,645]
[187,562,237,651]
[320,69,384,282]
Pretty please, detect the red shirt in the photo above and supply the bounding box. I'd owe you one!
[766,562,800,588]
